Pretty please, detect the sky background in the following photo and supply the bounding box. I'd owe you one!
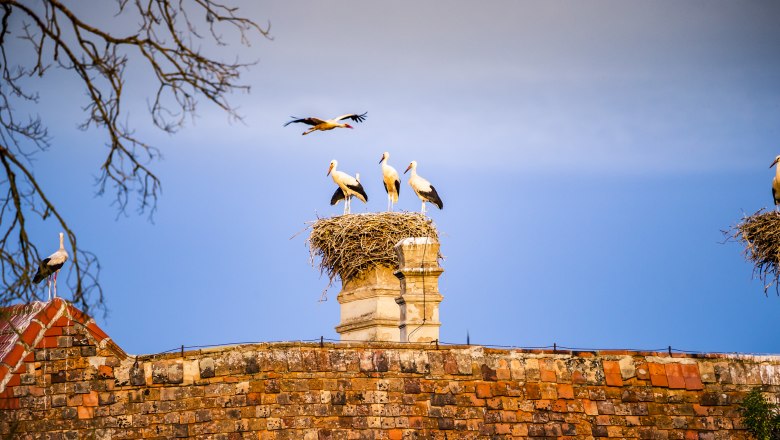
[14,1,780,354]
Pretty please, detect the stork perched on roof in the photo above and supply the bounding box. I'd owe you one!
[33,232,69,300]
[771,155,780,211]
[284,112,367,135]
[405,160,443,214]
[327,160,368,215]
[379,152,400,211]
[331,173,360,208]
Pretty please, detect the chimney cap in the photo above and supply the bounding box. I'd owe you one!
[395,236,437,248]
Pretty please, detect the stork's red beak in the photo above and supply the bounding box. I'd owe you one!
[378,155,384,164]
[345,124,353,129]
[327,164,334,176]
[404,164,412,174]
[772,158,779,168]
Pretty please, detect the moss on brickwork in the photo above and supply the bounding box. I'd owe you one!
[2,320,780,438]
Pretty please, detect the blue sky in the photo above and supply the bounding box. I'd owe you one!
[19,1,780,354]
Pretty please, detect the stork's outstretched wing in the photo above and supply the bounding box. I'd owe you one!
[284,117,326,127]
[333,112,367,123]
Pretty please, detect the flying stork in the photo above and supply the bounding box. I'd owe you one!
[284,112,367,135]
[327,160,368,215]
[405,160,443,214]
[331,173,360,208]
[33,232,69,300]
[771,155,780,211]
[379,152,401,211]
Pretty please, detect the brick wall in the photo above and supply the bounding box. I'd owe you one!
[2,304,780,439]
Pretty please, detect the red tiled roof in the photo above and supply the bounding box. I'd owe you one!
[0,298,122,392]
[0,302,47,363]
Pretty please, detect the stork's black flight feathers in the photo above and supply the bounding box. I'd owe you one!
[341,112,367,123]
[331,187,346,205]
[347,183,368,202]
[33,258,64,284]
[420,185,443,210]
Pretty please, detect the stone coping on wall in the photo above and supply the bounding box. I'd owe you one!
[133,341,780,363]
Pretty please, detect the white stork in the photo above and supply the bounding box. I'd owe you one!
[331,173,360,208]
[284,112,367,135]
[404,160,443,214]
[33,232,69,300]
[327,160,368,214]
[379,152,400,212]
[771,155,780,211]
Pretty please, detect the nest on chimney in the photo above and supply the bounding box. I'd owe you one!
[727,209,780,295]
[306,212,440,295]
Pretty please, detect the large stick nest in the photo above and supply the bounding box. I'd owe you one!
[307,212,440,291]
[727,209,780,295]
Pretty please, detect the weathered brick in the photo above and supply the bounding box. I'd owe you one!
[649,363,669,387]
[666,364,686,389]
[557,383,575,399]
[430,393,455,407]
[480,364,497,381]
[604,360,624,386]
[682,364,704,390]
[701,392,730,406]
[540,360,557,382]
[1,310,776,440]
[200,357,216,378]
[476,383,492,399]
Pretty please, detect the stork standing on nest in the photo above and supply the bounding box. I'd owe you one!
[327,160,368,214]
[379,151,400,211]
[771,155,780,211]
[405,160,443,214]
[284,112,367,135]
[331,173,360,208]
[33,232,69,300]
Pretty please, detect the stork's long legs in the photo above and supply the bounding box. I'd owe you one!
[47,278,52,301]
[343,196,352,215]
[421,201,427,214]
[53,271,58,298]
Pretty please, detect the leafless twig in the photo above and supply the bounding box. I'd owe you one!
[0,0,270,314]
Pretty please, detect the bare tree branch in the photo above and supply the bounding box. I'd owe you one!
[0,0,269,314]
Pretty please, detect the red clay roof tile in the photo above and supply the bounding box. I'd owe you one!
[0,299,121,392]
[0,302,47,363]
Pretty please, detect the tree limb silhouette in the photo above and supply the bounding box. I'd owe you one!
[0,0,269,313]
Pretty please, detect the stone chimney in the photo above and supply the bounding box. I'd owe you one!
[335,266,401,342]
[324,211,445,343]
[394,237,444,343]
